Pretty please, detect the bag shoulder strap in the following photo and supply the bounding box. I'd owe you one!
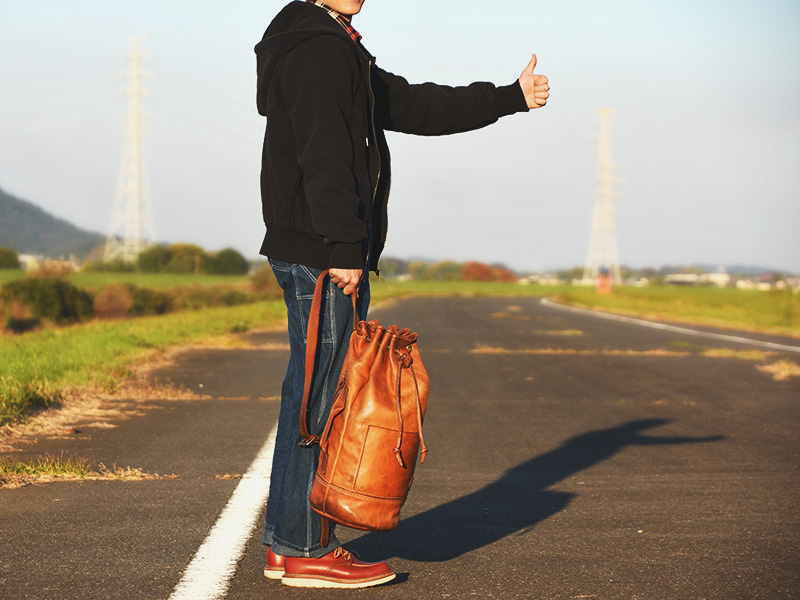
[298,269,358,446]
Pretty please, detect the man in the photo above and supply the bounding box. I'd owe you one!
[254,0,549,589]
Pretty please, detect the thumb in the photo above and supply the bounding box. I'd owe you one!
[527,53,537,74]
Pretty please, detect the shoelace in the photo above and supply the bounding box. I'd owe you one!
[333,547,353,561]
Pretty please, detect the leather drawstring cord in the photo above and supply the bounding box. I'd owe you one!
[393,353,428,467]
[393,365,405,467]
[411,365,428,464]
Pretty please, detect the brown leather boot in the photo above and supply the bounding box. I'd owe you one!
[263,547,285,580]
[281,547,396,589]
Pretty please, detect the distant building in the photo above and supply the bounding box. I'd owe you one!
[665,268,730,288]
[17,253,44,271]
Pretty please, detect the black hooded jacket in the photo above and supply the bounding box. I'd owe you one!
[255,1,529,271]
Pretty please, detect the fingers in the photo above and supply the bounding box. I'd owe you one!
[533,74,550,106]
[342,281,359,297]
[329,268,363,296]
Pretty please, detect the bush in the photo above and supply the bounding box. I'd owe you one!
[33,260,76,277]
[0,247,20,269]
[128,285,171,316]
[218,289,249,306]
[1,277,93,325]
[93,283,134,319]
[83,258,137,273]
[250,264,283,297]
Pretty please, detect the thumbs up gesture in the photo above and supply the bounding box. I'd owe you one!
[519,54,549,109]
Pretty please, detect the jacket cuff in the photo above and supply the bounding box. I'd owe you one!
[328,242,365,269]
[493,81,529,117]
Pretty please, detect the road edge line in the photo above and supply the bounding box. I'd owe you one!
[540,298,800,354]
[169,423,278,600]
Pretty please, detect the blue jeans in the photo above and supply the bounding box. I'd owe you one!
[262,259,370,558]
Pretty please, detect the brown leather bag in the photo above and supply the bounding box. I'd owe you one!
[299,270,429,545]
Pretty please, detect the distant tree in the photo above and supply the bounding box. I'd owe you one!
[462,261,495,282]
[205,248,249,275]
[138,245,172,273]
[430,260,463,281]
[164,244,207,274]
[495,268,518,283]
[408,261,432,281]
[377,257,410,278]
[0,247,20,269]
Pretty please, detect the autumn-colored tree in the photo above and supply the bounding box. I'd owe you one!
[495,268,518,282]
[461,261,495,282]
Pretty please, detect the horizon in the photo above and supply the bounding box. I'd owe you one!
[1,186,797,277]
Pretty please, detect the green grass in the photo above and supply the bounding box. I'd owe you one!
[0,269,250,290]
[70,271,250,290]
[0,269,25,286]
[0,452,91,481]
[0,300,285,424]
[553,285,799,337]
[370,278,567,299]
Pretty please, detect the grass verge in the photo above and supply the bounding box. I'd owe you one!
[0,300,285,425]
[552,285,799,338]
[0,451,174,488]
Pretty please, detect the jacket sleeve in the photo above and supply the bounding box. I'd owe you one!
[372,66,529,136]
[280,37,366,268]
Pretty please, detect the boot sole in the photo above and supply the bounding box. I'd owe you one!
[263,567,285,580]
[281,573,396,589]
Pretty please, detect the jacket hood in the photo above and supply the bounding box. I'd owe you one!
[255,1,353,116]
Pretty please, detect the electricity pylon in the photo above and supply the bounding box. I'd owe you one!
[104,36,156,263]
[582,108,622,285]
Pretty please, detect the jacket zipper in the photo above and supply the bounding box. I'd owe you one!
[365,57,381,278]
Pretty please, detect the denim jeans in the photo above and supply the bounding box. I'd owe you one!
[262,259,370,558]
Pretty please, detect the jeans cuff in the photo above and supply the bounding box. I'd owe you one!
[269,533,341,558]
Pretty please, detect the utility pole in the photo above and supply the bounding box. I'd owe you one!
[582,108,622,286]
[104,36,156,264]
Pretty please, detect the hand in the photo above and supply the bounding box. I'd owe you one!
[329,268,363,296]
[518,54,549,109]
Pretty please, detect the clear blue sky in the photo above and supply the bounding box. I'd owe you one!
[1,0,798,273]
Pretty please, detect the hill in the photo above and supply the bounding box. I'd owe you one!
[0,188,105,259]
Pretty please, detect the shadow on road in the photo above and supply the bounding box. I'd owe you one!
[348,418,723,562]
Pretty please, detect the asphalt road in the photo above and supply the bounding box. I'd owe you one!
[1,296,798,600]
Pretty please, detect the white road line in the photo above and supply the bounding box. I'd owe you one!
[169,423,278,600]
[540,298,800,354]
